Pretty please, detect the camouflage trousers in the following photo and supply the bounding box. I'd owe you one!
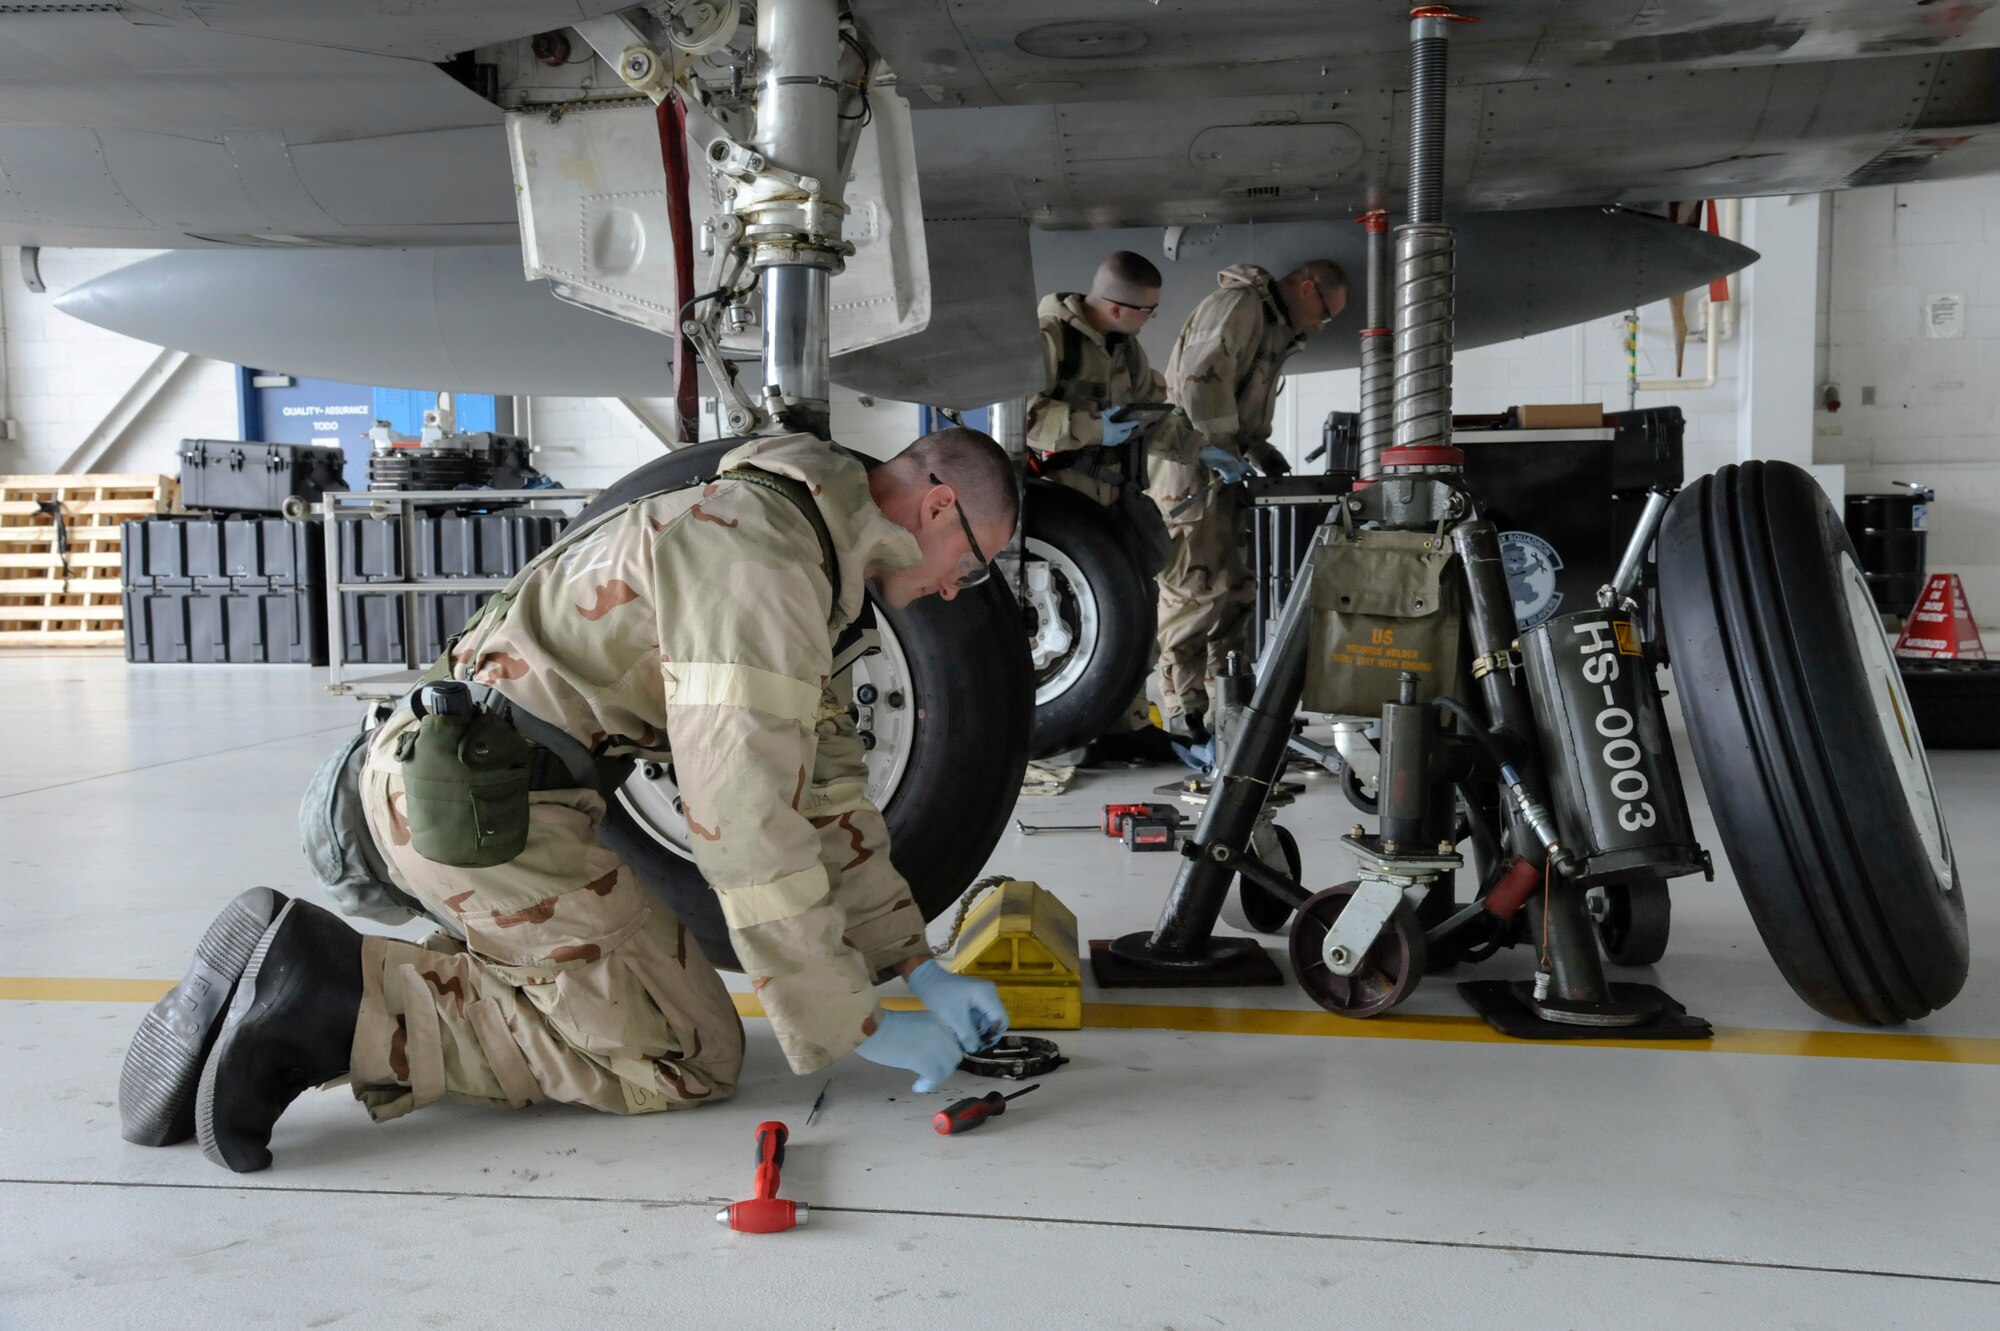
[350,716,745,1122]
[1042,459,1154,734]
[1151,480,1253,722]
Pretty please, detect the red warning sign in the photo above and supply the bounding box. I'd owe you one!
[1894,574,1988,660]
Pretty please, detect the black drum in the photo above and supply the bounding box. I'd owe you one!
[1844,488,1931,619]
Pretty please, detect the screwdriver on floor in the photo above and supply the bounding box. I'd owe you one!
[932,1082,1041,1135]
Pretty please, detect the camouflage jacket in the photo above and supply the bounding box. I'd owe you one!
[444,434,930,1074]
[1025,292,1162,454]
[1163,264,1303,465]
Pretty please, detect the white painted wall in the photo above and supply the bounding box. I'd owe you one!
[1819,177,2000,622]
[0,247,238,478]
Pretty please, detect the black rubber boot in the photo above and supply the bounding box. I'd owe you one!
[195,898,363,1174]
[118,887,290,1147]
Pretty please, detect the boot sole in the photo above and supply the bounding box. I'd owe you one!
[118,887,289,1147]
[194,899,299,1173]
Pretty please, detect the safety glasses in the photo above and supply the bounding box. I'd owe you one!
[930,471,992,588]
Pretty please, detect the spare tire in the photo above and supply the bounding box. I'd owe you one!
[1900,659,2000,751]
[1658,461,1968,1024]
[575,440,1033,969]
[1022,481,1158,757]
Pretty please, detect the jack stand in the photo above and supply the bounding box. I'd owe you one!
[1093,554,1322,988]
[1457,877,1710,1039]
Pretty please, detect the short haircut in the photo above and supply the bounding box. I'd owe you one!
[1290,258,1349,292]
[1100,249,1163,292]
[896,427,1019,539]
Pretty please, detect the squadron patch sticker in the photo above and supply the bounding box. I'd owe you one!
[1500,530,1565,629]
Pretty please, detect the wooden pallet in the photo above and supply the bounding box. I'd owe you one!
[0,474,177,648]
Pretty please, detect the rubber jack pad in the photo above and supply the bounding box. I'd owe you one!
[1458,980,1712,1040]
[1089,934,1286,989]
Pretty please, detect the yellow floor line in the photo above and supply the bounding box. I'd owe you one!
[7,977,1996,1067]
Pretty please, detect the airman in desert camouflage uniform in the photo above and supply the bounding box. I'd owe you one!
[124,429,1019,1173]
[1151,260,1348,734]
[1024,251,1192,756]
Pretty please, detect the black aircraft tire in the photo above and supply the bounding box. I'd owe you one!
[1899,660,2000,751]
[577,440,1034,970]
[1221,824,1303,935]
[1657,461,1969,1025]
[1022,482,1158,758]
[1594,882,1672,968]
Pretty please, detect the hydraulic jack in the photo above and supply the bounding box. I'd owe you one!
[1092,7,1711,1039]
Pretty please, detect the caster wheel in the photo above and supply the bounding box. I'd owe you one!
[1288,882,1428,1017]
[1592,882,1672,967]
[1222,824,1302,935]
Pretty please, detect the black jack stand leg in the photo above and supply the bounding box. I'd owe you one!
[1095,530,1329,985]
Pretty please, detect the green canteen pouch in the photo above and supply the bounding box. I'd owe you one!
[395,707,534,867]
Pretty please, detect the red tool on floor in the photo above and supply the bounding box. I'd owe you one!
[932,1083,1042,1135]
[1101,802,1182,836]
[716,1121,808,1232]
[1017,803,1186,850]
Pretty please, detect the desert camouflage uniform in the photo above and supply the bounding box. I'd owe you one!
[1025,293,1202,734]
[1149,264,1304,721]
[1026,291,1162,504]
[350,435,932,1121]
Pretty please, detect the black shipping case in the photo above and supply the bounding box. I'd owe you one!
[178,439,347,515]
[120,515,328,664]
[335,510,565,664]
[124,586,327,665]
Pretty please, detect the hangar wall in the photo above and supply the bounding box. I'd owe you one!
[1817,177,2000,622]
[0,248,239,475]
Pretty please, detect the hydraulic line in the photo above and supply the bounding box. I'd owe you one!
[656,94,699,443]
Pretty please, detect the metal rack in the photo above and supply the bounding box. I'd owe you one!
[319,488,598,697]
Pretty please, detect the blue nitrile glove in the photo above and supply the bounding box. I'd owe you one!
[854,1009,964,1092]
[1099,408,1143,449]
[1199,444,1252,486]
[906,959,1010,1052]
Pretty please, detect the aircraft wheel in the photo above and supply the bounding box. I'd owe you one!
[1658,460,1968,1024]
[1019,482,1158,758]
[1288,883,1427,1017]
[1221,824,1302,935]
[578,441,1033,969]
[1590,882,1671,967]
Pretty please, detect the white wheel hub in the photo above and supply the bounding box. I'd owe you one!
[1840,552,1954,894]
[1022,536,1101,706]
[615,615,917,859]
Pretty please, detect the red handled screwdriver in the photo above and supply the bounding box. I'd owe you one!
[932,1083,1041,1135]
